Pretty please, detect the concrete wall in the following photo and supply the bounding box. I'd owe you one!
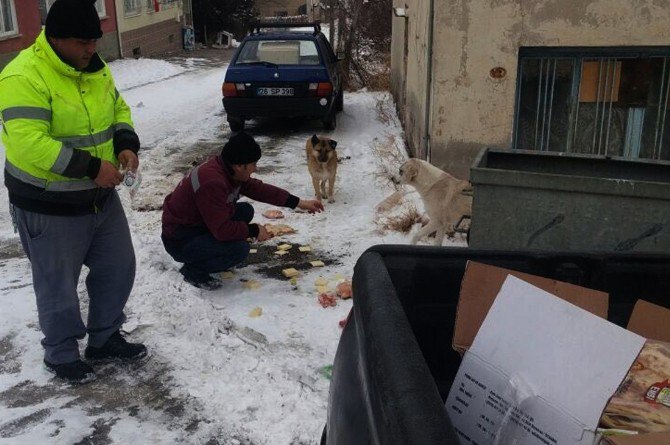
[115,1,184,58]
[390,0,407,130]
[392,0,670,179]
[402,0,431,160]
[120,18,183,58]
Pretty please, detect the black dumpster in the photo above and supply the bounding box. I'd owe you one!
[323,245,670,445]
[469,148,670,252]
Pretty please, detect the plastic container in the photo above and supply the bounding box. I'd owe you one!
[323,245,670,445]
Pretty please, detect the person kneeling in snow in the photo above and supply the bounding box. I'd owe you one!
[161,132,324,290]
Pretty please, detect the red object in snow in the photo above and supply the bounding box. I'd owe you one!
[154,0,160,12]
[338,318,347,329]
[318,292,337,308]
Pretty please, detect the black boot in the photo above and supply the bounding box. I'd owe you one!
[44,359,96,384]
[180,265,222,290]
[85,330,148,361]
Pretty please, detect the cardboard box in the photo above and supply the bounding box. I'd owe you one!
[452,261,609,354]
[448,261,670,445]
[603,432,670,444]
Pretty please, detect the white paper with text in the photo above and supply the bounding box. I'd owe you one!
[446,275,646,444]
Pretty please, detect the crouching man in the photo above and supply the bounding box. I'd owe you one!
[161,132,323,290]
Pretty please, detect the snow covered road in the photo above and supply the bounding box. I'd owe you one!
[0,56,465,444]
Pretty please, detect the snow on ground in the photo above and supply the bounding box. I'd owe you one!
[0,57,466,443]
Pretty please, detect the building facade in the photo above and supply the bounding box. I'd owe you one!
[116,0,186,58]
[0,0,192,71]
[0,0,120,70]
[391,0,670,179]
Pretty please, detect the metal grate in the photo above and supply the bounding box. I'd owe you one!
[515,50,670,162]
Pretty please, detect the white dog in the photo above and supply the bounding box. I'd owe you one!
[394,158,472,245]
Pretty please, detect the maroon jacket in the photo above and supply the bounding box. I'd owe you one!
[162,156,299,241]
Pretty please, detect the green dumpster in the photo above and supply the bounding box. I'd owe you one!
[469,148,670,252]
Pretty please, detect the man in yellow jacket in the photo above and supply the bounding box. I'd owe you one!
[0,0,146,383]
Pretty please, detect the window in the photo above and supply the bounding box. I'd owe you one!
[95,0,106,17]
[515,48,670,161]
[39,0,106,24]
[237,40,321,66]
[0,0,17,36]
[124,0,142,16]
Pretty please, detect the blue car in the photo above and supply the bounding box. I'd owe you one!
[222,22,342,131]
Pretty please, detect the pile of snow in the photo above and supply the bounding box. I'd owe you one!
[109,58,188,90]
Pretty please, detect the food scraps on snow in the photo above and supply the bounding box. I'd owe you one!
[249,248,257,254]
[318,292,338,308]
[243,280,261,290]
[274,250,288,256]
[265,223,296,237]
[298,246,311,252]
[249,307,263,317]
[220,271,235,279]
[314,277,328,286]
[282,268,299,278]
[335,281,353,299]
[277,244,292,251]
[310,260,325,267]
[262,209,284,219]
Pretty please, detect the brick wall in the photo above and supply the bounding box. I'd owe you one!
[120,19,183,59]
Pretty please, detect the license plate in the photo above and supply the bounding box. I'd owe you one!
[257,87,294,96]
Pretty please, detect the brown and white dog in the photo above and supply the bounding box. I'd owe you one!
[394,158,472,245]
[306,134,338,203]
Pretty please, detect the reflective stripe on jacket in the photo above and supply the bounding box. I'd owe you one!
[162,156,297,241]
[0,30,138,214]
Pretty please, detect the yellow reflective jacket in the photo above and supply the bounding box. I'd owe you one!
[0,30,139,214]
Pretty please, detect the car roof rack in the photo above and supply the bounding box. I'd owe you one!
[251,20,321,36]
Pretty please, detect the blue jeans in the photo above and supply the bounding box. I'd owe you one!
[12,190,135,364]
[162,202,253,277]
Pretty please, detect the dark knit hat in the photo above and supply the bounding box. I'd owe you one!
[221,132,262,165]
[45,0,103,40]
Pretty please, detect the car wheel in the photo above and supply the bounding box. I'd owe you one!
[322,110,337,130]
[336,89,343,112]
[227,116,245,132]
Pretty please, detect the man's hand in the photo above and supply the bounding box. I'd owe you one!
[95,160,123,188]
[118,149,139,172]
[298,199,324,213]
[256,224,271,242]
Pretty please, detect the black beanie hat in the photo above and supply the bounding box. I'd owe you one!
[45,0,103,40]
[221,132,262,165]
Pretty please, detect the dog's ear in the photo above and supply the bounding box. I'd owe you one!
[311,134,319,146]
[328,139,337,149]
[405,163,418,181]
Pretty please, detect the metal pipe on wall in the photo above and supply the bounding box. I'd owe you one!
[423,0,435,162]
[112,0,124,58]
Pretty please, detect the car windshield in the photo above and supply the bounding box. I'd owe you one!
[236,39,321,66]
